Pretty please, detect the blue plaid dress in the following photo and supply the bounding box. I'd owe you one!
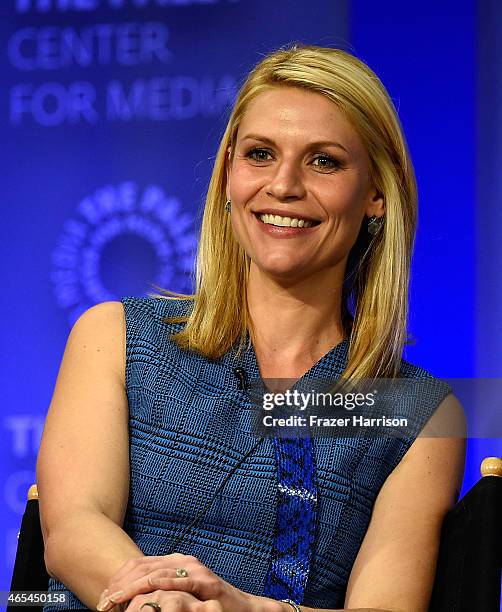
[45,296,450,610]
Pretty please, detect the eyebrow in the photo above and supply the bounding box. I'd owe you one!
[240,133,349,154]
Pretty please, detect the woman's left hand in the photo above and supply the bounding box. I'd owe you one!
[96,553,280,612]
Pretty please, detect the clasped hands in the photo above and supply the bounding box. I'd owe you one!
[96,553,283,612]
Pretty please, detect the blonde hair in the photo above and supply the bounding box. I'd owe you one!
[150,43,417,379]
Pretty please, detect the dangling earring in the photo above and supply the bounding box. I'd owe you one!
[368,215,383,236]
[225,200,231,213]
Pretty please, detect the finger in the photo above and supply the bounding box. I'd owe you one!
[109,553,193,588]
[104,571,194,609]
[106,564,209,610]
[99,558,158,608]
[144,575,222,602]
[196,601,223,611]
[101,556,198,608]
[104,561,178,601]
[124,590,200,612]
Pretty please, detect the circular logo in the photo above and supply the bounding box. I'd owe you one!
[51,181,196,325]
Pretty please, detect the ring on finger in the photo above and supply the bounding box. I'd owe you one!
[140,603,162,612]
[175,567,189,578]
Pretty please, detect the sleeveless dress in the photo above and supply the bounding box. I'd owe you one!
[44,296,450,610]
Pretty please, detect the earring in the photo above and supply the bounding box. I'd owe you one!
[225,200,231,213]
[368,215,383,236]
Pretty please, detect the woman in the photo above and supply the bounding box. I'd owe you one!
[38,44,466,612]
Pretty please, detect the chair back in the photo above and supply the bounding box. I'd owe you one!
[428,457,502,612]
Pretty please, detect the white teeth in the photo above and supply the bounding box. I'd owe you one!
[259,213,315,228]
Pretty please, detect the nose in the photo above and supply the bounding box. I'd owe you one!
[266,159,306,202]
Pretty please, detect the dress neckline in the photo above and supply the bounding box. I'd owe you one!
[237,330,350,387]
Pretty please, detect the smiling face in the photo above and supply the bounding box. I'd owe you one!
[225,86,384,285]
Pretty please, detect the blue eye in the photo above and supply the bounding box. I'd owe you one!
[244,147,343,172]
[312,154,342,171]
[246,148,272,161]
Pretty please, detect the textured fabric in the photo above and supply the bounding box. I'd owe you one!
[44,296,451,610]
[263,437,318,603]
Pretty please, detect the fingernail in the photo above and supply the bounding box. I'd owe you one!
[96,596,111,611]
[108,590,125,602]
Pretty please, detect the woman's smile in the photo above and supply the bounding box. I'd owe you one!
[252,209,322,238]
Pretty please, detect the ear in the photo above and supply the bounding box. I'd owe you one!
[225,147,232,202]
[365,189,385,218]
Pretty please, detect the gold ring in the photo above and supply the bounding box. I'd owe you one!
[140,603,161,612]
[175,567,189,577]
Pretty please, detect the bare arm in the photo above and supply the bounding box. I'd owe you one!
[342,393,467,612]
[37,301,145,610]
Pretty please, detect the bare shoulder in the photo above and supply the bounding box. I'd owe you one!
[344,393,467,612]
[69,300,126,382]
[78,299,125,323]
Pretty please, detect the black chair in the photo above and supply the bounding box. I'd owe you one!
[8,484,51,611]
[428,456,502,612]
[8,458,502,612]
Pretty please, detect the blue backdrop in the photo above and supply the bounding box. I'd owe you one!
[1,0,500,594]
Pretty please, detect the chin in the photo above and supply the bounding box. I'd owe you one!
[257,262,309,281]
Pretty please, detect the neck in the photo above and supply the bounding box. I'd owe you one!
[246,263,346,366]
